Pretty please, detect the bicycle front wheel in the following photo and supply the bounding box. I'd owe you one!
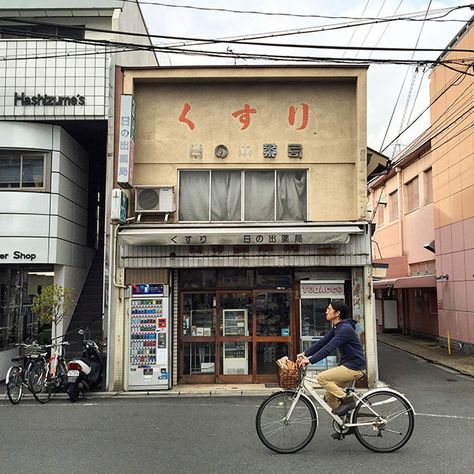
[32,372,52,404]
[352,390,415,453]
[6,366,23,404]
[256,390,317,454]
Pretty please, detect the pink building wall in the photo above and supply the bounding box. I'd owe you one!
[430,24,474,347]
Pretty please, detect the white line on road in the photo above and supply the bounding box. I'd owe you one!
[416,413,474,420]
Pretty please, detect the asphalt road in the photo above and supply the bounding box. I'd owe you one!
[1,342,473,474]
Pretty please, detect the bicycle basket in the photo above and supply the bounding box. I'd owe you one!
[20,345,44,358]
[276,362,301,390]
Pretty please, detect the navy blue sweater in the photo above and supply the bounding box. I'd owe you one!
[304,319,365,370]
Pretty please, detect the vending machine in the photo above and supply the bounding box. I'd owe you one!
[299,280,345,371]
[127,283,171,390]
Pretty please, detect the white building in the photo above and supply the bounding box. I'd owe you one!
[0,1,157,378]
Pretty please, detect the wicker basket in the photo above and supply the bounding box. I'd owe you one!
[277,363,301,390]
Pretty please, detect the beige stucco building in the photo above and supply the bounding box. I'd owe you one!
[108,66,377,390]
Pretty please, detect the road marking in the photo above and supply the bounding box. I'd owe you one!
[416,413,474,420]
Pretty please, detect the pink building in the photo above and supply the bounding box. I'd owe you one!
[369,138,437,338]
[430,18,474,352]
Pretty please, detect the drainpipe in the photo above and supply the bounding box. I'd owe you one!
[395,166,405,257]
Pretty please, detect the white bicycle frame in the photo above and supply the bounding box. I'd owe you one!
[286,372,416,430]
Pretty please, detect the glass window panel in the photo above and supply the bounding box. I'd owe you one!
[257,342,289,374]
[183,342,215,375]
[0,156,21,188]
[276,170,307,221]
[179,171,209,221]
[244,170,274,221]
[179,270,217,289]
[211,171,241,221]
[219,342,252,375]
[22,155,44,188]
[300,299,331,337]
[220,292,253,336]
[256,292,291,336]
[217,269,253,289]
[182,293,215,336]
[255,269,292,289]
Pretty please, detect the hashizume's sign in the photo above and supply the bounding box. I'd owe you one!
[14,92,86,106]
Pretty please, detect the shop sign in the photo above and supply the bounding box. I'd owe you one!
[300,282,344,299]
[14,92,85,106]
[117,95,136,188]
[0,251,37,261]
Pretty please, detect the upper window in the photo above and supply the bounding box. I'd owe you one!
[0,152,46,190]
[405,176,419,212]
[389,191,398,221]
[424,168,433,204]
[0,25,85,40]
[179,170,307,222]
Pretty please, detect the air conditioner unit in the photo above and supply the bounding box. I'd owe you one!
[134,186,175,213]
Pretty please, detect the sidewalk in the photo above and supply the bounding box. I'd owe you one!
[378,333,474,377]
[2,335,472,400]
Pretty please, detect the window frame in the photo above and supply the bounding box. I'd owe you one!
[424,168,433,205]
[178,169,308,223]
[389,190,399,221]
[405,176,420,213]
[0,151,49,191]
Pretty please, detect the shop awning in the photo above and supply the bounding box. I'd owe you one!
[373,275,436,289]
[118,225,364,246]
[393,275,436,288]
[373,278,397,289]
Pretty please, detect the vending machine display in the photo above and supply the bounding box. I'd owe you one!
[128,284,171,390]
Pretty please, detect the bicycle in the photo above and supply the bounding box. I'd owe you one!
[29,341,69,404]
[256,366,415,454]
[5,342,48,404]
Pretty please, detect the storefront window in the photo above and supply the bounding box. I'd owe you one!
[257,342,289,374]
[220,293,253,336]
[182,293,216,336]
[256,292,291,336]
[180,270,217,290]
[183,342,215,374]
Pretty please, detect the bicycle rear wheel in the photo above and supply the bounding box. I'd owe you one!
[256,390,317,454]
[352,390,415,453]
[6,366,23,404]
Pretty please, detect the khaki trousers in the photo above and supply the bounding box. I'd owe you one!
[317,365,365,409]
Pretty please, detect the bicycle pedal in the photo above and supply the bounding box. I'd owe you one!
[330,432,344,441]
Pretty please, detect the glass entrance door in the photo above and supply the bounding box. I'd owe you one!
[255,291,292,380]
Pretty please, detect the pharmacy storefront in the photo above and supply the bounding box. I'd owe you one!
[116,223,372,386]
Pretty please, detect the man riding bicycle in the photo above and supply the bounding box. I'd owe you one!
[297,300,365,417]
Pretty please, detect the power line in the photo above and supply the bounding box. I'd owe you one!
[127,0,471,22]
[3,16,474,55]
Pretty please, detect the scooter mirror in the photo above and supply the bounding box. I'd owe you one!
[78,329,85,335]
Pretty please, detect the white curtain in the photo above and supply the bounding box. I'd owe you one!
[179,171,209,221]
[276,170,307,220]
[244,171,275,221]
[211,171,241,221]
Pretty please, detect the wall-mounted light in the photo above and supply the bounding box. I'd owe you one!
[436,274,449,281]
[423,240,436,253]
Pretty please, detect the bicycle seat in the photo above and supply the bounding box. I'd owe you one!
[11,357,23,363]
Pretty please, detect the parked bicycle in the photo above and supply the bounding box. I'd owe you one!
[256,366,415,454]
[5,342,48,404]
[29,341,69,404]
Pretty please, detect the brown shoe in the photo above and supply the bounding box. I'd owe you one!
[332,396,356,416]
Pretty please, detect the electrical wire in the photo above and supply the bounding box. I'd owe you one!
[125,0,472,22]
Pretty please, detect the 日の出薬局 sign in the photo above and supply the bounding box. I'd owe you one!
[300,282,344,299]
[117,95,136,188]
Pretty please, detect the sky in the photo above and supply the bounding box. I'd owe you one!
[139,1,473,157]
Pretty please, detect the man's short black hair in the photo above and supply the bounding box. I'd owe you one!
[331,300,349,319]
